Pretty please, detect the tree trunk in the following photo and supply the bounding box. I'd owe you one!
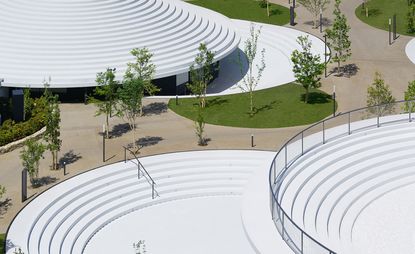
[305,88,309,103]
[267,1,270,17]
[250,91,254,116]
[337,59,341,74]
[106,113,109,139]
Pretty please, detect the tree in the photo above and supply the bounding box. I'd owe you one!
[407,5,415,33]
[23,88,33,121]
[125,48,159,115]
[187,43,215,109]
[404,80,415,112]
[238,23,266,116]
[298,0,330,28]
[90,68,120,138]
[367,72,396,116]
[194,109,207,146]
[291,35,325,103]
[43,83,62,170]
[20,138,45,186]
[325,0,352,74]
[118,77,145,152]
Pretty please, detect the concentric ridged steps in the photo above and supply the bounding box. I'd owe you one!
[0,0,239,87]
[6,150,269,254]
[278,119,415,250]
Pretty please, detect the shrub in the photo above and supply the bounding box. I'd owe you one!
[0,97,47,146]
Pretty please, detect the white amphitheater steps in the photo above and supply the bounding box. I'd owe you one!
[277,118,415,253]
[6,150,289,254]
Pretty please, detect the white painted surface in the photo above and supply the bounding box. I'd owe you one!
[406,38,415,64]
[0,0,239,88]
[6,150,281,254]
[85,196,255,254]
[276,115,415,254]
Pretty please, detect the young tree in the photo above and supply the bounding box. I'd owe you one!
[20,138,45,186]
[125,48,159,115]
[90,68,120,138]
[238,23,266,116]
[291,35,325,103]
[194,109,206,146]
[325,0,352,74]
[404,80,415,112]
[118,78,145,152]
[43,83,62,170]
[187,43,215,109]
[23,88,33,121]
[367,72,396,116]
[298,0,330,28]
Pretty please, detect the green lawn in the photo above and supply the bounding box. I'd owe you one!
[188,0,290,26]
[169,84,335,128]
[0,233,4,254]
[355,0,415,36]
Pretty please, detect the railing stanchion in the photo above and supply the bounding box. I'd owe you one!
[282,213,285,239]
[301,132,304,155]
[410,101,412,122]
[124,147,127,163]
[285,146,288,169]
[348,112,351,135]
[301,232,304,253]
[377,106,380,127]
[152,183,155,199]
[322,121,326,144]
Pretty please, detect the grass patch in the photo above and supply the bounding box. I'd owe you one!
[188,0,290,26]
[355,0,415,36]
[169,84,335,128]
[0,233,4,254]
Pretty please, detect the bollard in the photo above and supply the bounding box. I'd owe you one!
[251,134,254,148]
[63,161,67,176]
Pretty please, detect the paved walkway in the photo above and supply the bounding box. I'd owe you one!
[1,0,414,234]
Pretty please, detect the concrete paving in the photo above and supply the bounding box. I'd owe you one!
[1,0,415,235]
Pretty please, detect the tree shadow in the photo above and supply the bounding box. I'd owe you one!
[110,123,131,138]
[59,150,82,166]
[304,18,332,27]
[270,9,282,17]
[301,92,331,104]
[368,8,382,17]
[206,98,228,107]
[252,100,280,115]
[135,136,164,148]
[142,102,168,116]
[199,137,211,146]
[0,198,12,217]
[31,176,59,189]
[331,63,359,78]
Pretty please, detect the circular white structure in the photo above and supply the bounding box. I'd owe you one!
[5,150,274,254]
[0,0,239,88]
[405,38,415,64]
[272,113,415,254]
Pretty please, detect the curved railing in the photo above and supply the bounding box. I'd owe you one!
[269,99,415,254]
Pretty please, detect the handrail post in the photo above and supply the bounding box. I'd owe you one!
[377,106,380,127]
[410,101,412,122]
[301,232,304,253]
[323,121,326,144]
[285,146,288,169]
[124,147,127,163]
[152,183,155,199]
[348,112,351,135]
[301,131,304,155]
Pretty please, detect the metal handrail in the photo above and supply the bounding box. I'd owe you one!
[269,99,415,254]
[123,146,159,199]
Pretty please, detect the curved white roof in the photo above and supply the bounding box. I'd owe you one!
[0,0,240,88]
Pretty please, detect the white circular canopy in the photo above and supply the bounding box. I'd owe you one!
[0,0,240,88]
